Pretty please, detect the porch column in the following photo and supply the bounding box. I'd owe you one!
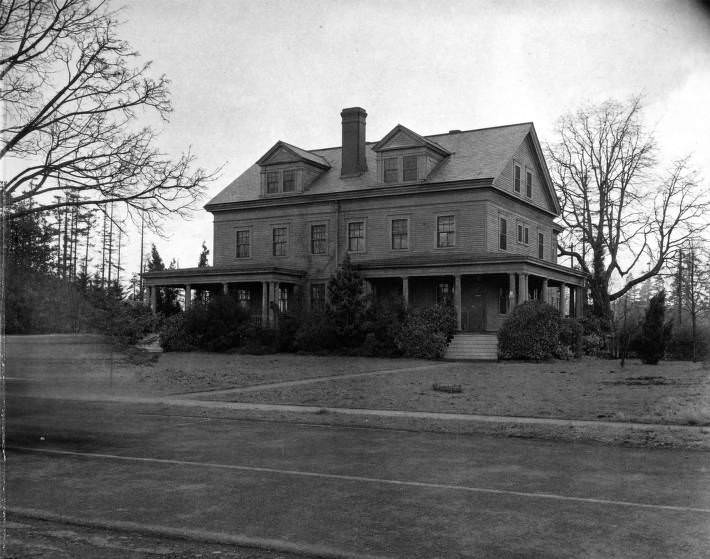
[541,278,548,303]
[508,273,516,311]
[559,283,567,316]
[261,281,268,326]
[222,282,229,295]
[518,274,528,304]
[271,281,280,324]
[184,284,191,310]
[454,274,462,331]
[150,286,157,314]
[402,276,409,307]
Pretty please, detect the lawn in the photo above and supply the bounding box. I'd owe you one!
[204,358,710,426]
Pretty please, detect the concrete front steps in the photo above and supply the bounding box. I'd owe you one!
[444,333,498,361]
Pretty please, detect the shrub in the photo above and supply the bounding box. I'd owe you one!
[632,290,673,365]
[359,296,407,357]
[326,254,369,347]
[395,304,456,359]
[558,317,583,358]
[158,295,251,352]
[294,312,339,353]
[498,300,561,360]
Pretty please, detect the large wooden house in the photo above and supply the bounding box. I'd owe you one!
[144,107,585,356]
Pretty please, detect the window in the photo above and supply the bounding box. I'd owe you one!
[266,171,279,194]
[283,169,296,192]
[348,221,365,252]
[514,163,521,193]
[499,288,508,314]
[272,227,287,256]
[437,215,455,248]
[278,287,288,312]
[311,224,326,255]
[236,230,250,258]
[311,283,325,311]
[237,288,251,309]
[402,155,418,181]
[538,232,544,259]
[384,158,398,183]
[437,282,452,304]
[526,169,533,197]
[391,218,408,250]
[499,218,507,250]
[517,223,529,245]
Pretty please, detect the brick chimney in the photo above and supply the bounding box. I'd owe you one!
[340,107,367,177]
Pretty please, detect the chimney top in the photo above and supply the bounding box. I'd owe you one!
[340,107,367,177]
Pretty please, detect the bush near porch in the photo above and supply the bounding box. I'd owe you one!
[498,300,570,361]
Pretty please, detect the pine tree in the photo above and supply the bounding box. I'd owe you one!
[198,241,209,267]
[634,290,673,365]
[326,254,368,346]
[146,245,180,315]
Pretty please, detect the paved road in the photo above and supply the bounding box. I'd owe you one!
[7,395,710,559]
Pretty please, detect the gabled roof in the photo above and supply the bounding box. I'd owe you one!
[256,140,331,169]
[371,124,451,156]
[206,121,559,213]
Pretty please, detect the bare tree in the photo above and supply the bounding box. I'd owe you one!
[1,0,216,226]
[546,97,709,322]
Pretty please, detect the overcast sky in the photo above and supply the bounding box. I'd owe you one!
[116,0,710,280]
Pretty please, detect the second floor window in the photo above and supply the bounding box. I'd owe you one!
[348,221,365,252]
[266,172,279,194]
[384,158,398,183]
[236,230,250,258]
[437,215,455,248]
[499,217,507,250]
[311,283,325,311]
[391,218,408,250]
[517,223,529,245]
[311,224,326,254]
[538,232,544,259]
[514,163,521,193]
[402,155,418,181]
[272,227,287,256]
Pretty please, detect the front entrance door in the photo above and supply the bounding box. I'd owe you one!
[462,283,486,332]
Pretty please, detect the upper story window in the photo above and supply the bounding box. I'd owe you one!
[266,172,279,194]
[499,217,507,250]
[517,222,529,245]
[526,169,533,198]
[514,163,521,193]
[283,169,296,192]
[236,230,250,258]
[391,218,409,250]
[311,283,325,311]
[402,155,418,181]
[348,221,365,252]
[437,215,455,248]
[538,232,544,259]
[272,227,288,256]
[384,158,398,183]
[311,224,326,255]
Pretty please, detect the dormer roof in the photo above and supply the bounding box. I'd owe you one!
[257,140,331,169]
[372,124,451,157]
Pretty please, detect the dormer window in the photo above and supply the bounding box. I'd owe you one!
[402,155,418,181]
[266,171,279,194]
[283,169,296,192]
[384,158,398,183]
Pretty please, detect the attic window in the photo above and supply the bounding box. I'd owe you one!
[263,168,301,195]
[526,169,533,198]
[384,158,398,183]
[402,155,418,181]
[514,163,521,193]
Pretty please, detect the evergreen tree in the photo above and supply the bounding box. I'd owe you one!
[634,290,673,365]
[198,241,209,267]
[146,244,180,315]
[326,254,368,346]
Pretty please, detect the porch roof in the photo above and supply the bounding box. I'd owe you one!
[354,254,586,285]
[142,265,306,287]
